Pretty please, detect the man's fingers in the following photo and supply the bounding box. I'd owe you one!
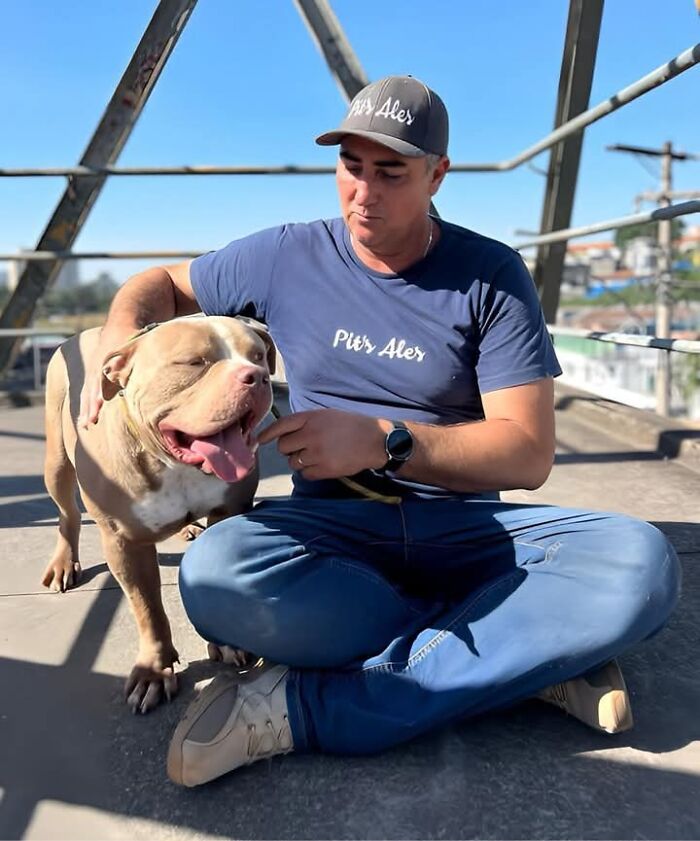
[78,385,103,428]
[256,412,308,445]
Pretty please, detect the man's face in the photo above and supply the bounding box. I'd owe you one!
[336,135,447,253]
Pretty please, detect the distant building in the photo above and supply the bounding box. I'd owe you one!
[566,240,619,266]
[565,240,621,284]
[676,224,700,267]
[621,236,657,275]
[55,260,80,290]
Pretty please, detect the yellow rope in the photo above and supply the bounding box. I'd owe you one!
[117,391,143,443]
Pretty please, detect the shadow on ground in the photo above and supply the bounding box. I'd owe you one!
[1,513,698,840]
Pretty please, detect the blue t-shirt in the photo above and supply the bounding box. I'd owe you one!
[191,217,561,499]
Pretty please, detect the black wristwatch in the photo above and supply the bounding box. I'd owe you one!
[378,420,414,475]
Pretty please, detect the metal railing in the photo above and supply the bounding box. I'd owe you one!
[548,326,700,417]
[2,40,699,416]
[2,43,698,180]
[0,328,73,391]
[548,326,700,356]
[513,201,700,250]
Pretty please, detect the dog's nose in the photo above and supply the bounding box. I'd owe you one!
[235,365,269,387]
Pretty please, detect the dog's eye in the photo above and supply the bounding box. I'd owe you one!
[175,357,207,367]
[253,351,264,363]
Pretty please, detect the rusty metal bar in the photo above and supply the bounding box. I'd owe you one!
[534,0,603,324]
[293,0,369,102]
[0,0,199,373]
[0,250,203,261]
[0,165,337,177]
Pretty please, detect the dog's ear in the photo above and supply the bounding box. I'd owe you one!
[100,344,137,401]
[238,318,276,376]
[253,327,277,376]
[233,316,277,376]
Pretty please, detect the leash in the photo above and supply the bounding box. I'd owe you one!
[269,402,402,505]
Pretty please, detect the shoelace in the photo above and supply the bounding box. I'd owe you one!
[246,715,292,759]
[547,682,569,706]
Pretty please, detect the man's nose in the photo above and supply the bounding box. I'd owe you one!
[354,178,376,206]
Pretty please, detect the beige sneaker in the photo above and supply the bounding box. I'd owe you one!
[538,659,634,734]
[167,664,293,787]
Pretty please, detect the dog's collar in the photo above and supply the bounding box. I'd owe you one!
[124,322,160,345]
[117,391,143,444]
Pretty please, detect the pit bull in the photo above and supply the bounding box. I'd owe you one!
[41,315,275,713]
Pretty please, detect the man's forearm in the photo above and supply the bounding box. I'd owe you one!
[102,267,183,341]
[394,418,554,493]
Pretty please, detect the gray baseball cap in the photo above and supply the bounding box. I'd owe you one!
[315,75,449,157]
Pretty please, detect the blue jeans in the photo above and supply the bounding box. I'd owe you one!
[179,497,681,754]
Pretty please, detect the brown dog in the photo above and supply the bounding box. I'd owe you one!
[41,316,275,713]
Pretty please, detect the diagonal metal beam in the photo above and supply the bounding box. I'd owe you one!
[293,0,439,216]
[534,0,603,324]
[0,0,198,373]
[293,0,369,102]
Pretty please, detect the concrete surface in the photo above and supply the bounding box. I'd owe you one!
[0,385,698,840]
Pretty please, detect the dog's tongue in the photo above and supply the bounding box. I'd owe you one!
[190,424,253,482]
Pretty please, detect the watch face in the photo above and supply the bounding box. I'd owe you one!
[387,427,413,461]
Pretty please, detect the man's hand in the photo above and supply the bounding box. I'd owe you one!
[77,325,134,428]
[76,260,198,429]
[78,366,104,429]
[256,409,390,479]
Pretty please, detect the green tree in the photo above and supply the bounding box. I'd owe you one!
[614,218,685,250]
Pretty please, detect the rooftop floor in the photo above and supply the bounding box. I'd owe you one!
[1,385,699,840]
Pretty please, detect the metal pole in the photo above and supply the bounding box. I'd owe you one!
[293,0,369,102]
[1,200,694,263]
[0,0,198,374]
[534,0,603,324]
[32,343,41,391]
[1,44,697,179]
[656,141,674,416]
[514,200,700,248]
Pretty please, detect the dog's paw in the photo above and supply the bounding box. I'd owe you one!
[178,522,206,541]
[207,642,262,671]
[124,653,180,714]
[41,557,82,593]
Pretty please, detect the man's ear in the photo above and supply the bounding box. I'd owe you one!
[429,155,450,196]
[100,345,137,401]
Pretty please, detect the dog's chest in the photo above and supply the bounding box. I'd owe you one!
[131,465,229,534]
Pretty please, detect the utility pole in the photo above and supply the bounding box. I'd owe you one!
[607,141,693,415]
[657,142,673,416]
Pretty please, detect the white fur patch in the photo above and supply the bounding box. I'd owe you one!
[210,319,259,366]
[131,463,230,534]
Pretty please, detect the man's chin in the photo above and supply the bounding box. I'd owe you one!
[349,219,383,248]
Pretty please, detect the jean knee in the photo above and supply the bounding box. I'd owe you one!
[178,515,261,642]
[610,516,681,636]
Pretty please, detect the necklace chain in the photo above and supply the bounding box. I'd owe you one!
[423,218,434,259]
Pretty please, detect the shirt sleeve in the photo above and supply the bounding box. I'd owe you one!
[475,252,562,393]
[189,225,285,321]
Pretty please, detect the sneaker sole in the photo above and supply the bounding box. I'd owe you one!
[167,674,241,787]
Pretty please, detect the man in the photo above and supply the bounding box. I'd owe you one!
[80,76,680,788]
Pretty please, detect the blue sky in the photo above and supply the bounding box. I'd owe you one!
[1,0,699,284]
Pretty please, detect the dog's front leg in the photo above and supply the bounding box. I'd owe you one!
[98,527,179,714]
